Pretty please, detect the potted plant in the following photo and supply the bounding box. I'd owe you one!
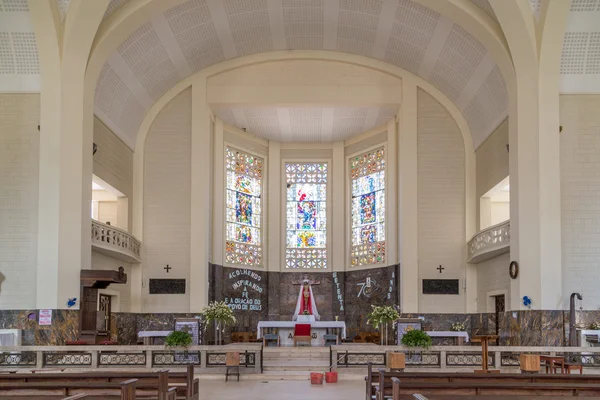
[165,330,193,363]
[367,305,400,345]
[201,301,236,345]
[401,329,432,363]
[589,322,600,330]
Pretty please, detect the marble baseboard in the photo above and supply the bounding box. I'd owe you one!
[0,309,79,345]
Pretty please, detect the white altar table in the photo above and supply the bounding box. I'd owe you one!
[578,329,600,347]
[426,331,470,344]
[257,321,346,346]
[138,330,172,345]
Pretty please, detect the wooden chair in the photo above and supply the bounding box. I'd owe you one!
[324,333,338,346]
[225,352,240,382]
[294,324,312,347]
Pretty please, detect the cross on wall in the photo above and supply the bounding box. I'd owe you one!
[437,265,444,273]
[164,265,171,273]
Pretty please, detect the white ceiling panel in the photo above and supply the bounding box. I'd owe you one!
[6,0,599,150]
[213,105,397,142]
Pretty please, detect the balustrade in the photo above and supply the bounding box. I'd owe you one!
[331,345,600,371]
[91,220,141,263]
[467,220,510,263]
[0,345,263,372]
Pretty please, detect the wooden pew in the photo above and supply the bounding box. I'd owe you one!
[62,395,89,400]
[366,364,600,400]
[376,370,600,400]
[0,365,199,400]
[0,378,138,399]
[407,392,600,400]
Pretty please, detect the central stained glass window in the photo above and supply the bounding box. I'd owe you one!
[225,148,263,267]
[285,163,328,269]
[351,148,386,266]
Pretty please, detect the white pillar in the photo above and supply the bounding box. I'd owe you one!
[267,141,281,271]
[491,0,568,310]
[398,80,419,312]
[29,0,108,309]
[331,141,345,271]
[190,78,212,312]
[387,118,398,266]
[212,119,225,266]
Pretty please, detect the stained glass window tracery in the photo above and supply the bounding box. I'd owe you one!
[285,163,328,269]
[351,148,386,266]
[225,148,263,267]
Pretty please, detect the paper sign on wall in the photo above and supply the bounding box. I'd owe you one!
[39,310,52,326]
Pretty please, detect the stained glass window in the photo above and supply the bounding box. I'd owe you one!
[225,148,263,267]
[351,148,385,266]
[285,163,328,268]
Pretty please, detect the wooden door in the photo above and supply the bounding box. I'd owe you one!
[494,295,505,344]
[98,294,112,333]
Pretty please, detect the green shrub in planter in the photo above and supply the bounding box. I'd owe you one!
[165,330,192,347]
[400,329,432,348]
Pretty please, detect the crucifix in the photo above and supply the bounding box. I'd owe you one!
[437,265,444,273]
[164,265,171,273]
[292,275,321,313]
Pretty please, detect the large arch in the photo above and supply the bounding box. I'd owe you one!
[128,50,477,312]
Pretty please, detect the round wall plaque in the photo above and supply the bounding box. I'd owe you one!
[509,261,519,279]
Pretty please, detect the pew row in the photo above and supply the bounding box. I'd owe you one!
[365,364,600,400]
[1,378,178,400]
[378,373,600,400]
[0,365,198,400]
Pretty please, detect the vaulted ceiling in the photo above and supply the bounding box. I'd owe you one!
[0,0,599,149]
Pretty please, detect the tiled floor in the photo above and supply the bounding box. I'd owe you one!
[198,380,364,400]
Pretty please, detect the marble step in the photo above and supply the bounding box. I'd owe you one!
[195,371,365,381]
[264,361,330,368]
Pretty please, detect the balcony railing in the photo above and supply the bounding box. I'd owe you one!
[467,220,510,263]
[91,220,141,263]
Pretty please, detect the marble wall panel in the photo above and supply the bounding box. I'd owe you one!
[0,310,79,345]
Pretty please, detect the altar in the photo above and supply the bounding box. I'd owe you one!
[256,320,347,346]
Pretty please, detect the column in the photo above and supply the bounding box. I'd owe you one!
[331,141,345,271]
[386,118,398,265]
[190,78,212,312]
[29,0,109,309]
[267,141,281,271]
[212,119,225,266]
[491,0,568,310]
[398,80,419,312]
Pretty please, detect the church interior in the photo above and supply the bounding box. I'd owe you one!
[1,0,600,398]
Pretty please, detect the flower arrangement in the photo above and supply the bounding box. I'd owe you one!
[589,322,600,330]
[366,305,400,330]
[401,329,432,348]
[165,330,192,347]
[201,301,236,330]
[303,310,310,315]
[451,322,466,332]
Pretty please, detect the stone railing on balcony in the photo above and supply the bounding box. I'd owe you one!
[467,220,510,263]
[91,220,141,263]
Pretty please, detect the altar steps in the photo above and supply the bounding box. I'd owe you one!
[262,347,332,376]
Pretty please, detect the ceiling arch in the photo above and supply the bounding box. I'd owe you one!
[93,0,510,150]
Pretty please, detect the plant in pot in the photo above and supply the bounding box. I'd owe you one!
[400,329,432,363]
[367,305,400,345]
[165,330,193,363]
[201,301,236,345]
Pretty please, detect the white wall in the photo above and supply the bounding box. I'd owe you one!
[490,202,510,226]
[0,94,39,309]
[93,117,133,230]
[417,89,466,312]
[97,201,118,226]
[476,119,509,230]
[476,252,510,312]
[560,94,600,310]
[143,89,192,312]
[91,251,131,312]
